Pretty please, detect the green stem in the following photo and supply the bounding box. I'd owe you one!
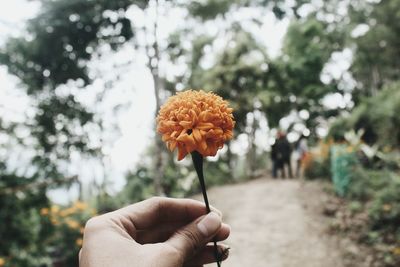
[191,151,221,267]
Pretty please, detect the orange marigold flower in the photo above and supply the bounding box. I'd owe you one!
[157,90,235,160]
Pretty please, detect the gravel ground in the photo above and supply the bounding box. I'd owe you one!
[195,177,345,267]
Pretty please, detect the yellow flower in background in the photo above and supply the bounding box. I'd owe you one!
[51,218,59,226]
[73,201,88,210]
[40,208,49,216]
[76,238,83,247]
[157,90,235,160]
[393,247,400,255]
[65,219,80,230]
[59,207,75,217]
[383,145,391,153]
[382,204,392,212]
[0,257,5,266]
[50,205,60,214]
[318,139,333,160]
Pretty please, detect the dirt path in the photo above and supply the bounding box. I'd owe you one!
[198,177,345,267]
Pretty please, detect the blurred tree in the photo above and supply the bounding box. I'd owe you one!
[176,24,273,176]
[349,0,400,100]
[329,82,400,147]
[187,0,302,20]
[0,0,145,265]
[0,0,179,196]
[170,1,337,176]
[275,15,346,133]
[0,163,51,265]
[0,0,146,181]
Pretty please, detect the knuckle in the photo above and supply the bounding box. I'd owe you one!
[148,196,164,206]
[149,196,163,202]
[84,216,105,232]
[147,196,167,215]
[177,228,201,254]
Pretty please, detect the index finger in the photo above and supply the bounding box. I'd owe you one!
[117,197,218,230]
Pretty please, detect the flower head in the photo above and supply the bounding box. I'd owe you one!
[157,90,235,160]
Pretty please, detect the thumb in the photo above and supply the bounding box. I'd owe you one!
[167,211,222,261]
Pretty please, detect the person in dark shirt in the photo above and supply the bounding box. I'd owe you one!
[274,132,293,178]
[271,141,279,178]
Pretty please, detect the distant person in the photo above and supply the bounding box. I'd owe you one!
[271,140,279,178]
[295,135,308,178]
[274,132,293,178]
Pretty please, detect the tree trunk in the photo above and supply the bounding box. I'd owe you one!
[246,114,257,178]
[147,0,165,195]
[226,140,235,179]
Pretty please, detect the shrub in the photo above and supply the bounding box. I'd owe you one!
[304,156,331,180]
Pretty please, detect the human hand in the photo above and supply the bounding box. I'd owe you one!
[79,197,231,267]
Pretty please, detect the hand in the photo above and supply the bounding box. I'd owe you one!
[79,197,231,267]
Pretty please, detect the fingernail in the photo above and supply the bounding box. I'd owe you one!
[210,206,222,218]
[218,245,231,258]
[197,212,221,237]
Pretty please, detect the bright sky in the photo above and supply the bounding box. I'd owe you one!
[0,0,352,203]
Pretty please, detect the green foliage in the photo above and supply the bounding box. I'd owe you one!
[369,176,400,233]
[188,0,234,20]
[277,16,344,124]
[186,0,300,21]
[348,168,394,201]
[0,0,148,179]
[304,157,330,180]
[343,167,400,266]
[119,166,156,204]
[0,169,50,265]
[35,203,88,266]
[203,160,233,185]
[39,202,94,266]
[330,145,358,196]
[0,1,147,265]
[329,83,400,147]
[349,0,400,98]
[0,169,93,266]
[189,27,271,131]
[0,0,144,91]
[119,157,234,205]
[327,116,350,142]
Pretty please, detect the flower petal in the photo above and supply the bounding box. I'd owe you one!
[177,147,188,161]
[197,122,214,130]
[179,121,193,129]
[192,128,202,143]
